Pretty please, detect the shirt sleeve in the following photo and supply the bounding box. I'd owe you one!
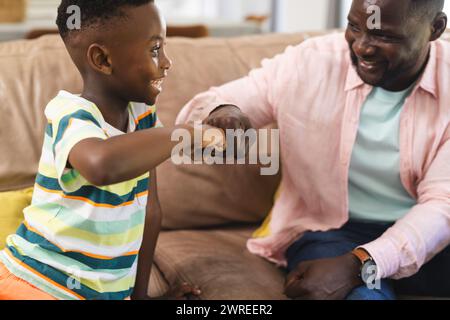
[360,133,450,280]
[51,108,108,193]
[135,105,163,130]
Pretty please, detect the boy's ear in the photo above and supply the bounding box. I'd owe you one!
[86,44,113,75]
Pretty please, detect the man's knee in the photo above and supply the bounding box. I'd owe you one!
[346,281,396,300]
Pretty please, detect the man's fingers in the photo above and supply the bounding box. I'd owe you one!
[284,277,309,298]
[206,116,246,131]
[284,269,305,291]
[284,263,311,299]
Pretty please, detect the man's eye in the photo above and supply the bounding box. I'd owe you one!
[376,34,398,42]
[348,22,360,32]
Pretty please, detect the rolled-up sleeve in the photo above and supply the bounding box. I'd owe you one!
[361,135,450,279]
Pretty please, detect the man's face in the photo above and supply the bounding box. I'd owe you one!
[345,0,432,91]
[107,3,172,105]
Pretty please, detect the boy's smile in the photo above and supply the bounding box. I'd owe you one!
[102,3,172,107]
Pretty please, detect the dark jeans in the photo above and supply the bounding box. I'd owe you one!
[286,220,450,300]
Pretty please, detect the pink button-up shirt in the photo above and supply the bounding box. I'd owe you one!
[176,33,450,280]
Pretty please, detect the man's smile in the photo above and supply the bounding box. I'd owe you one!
[357,58,385,73]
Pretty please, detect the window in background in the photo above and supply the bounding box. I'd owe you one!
[158,0,271,21]
[157,0,273,35]
[0,0,273,41]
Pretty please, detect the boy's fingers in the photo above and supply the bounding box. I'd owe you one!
[192,286,202,296]
[179,282,202,296]
[179,282,195,293]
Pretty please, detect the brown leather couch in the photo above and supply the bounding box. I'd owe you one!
[1,30,449,300]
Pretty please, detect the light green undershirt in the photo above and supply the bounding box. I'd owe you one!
[348,84,417,222]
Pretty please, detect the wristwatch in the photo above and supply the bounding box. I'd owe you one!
[351,248,378,285]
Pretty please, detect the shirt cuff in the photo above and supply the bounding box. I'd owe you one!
[359,236,401,279]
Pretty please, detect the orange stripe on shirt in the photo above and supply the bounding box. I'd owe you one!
[134,110,154,124]
[35,184,148,208]
[22,221,140,260]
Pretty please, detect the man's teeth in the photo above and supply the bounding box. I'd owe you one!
[360,60,379,67]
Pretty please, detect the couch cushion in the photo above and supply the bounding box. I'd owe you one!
[0,37,82,191]
[0,187,33,249]
[154,226,288,300]
[148,263,171,298]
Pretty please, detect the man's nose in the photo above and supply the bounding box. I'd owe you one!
[353,34,376,57]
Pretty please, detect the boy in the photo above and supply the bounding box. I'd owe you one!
[0,0,209,300]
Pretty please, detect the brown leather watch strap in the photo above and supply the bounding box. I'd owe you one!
[351,248,373,264]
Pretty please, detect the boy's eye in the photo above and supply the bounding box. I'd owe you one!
[151,46,161,56]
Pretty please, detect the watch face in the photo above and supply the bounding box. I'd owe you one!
[361,260,378,285]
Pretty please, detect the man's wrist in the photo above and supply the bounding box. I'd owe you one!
[351,248,378,286]
[345,252,365,287]
[351,248,374,265]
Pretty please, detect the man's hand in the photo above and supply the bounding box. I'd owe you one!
[284,253,363,300]
[203,105,253,158]
[204,105,253,131]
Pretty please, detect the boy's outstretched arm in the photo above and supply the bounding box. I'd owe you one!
[68,126,193,186]
[131,169,161,300]
[68,124,224,187]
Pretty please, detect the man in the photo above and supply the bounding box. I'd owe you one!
[176,0,450,300]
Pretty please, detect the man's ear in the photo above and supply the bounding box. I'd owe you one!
[86,44,113,75]
[430,12,447,41]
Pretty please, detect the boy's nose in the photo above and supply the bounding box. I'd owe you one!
[161,55,172,71]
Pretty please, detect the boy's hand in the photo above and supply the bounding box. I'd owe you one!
[199,124,226,151]
[169,282,202,300]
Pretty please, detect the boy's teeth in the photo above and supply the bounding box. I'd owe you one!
[151,79,163,89]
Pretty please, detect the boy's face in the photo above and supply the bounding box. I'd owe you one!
[106,3,172,106]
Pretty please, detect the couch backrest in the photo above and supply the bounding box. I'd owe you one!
[0,32,319,227]
[2,30,449,228]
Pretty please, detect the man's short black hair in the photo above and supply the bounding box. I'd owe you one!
[410,0,445,19]
[56,0,154,39]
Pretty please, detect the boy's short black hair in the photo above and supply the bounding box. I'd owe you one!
[56,0,154,39]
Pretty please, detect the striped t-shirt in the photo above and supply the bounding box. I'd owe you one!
[0,90,161,300]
